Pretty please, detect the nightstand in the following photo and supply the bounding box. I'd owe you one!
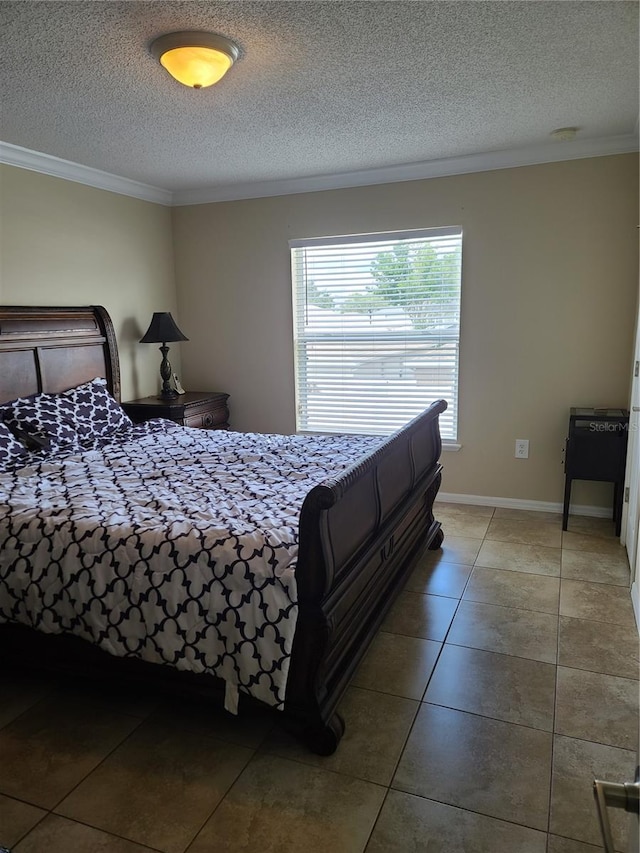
[122,391,230,430]
[563,407,629,535]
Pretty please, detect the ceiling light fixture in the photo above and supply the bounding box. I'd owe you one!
[150,31,240,89]
[550,127,579,142]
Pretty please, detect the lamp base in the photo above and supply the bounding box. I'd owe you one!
[158,344,178,399]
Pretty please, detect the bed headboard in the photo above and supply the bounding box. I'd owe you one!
[0,305,121,404]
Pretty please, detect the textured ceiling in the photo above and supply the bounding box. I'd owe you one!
[0,1,638,196]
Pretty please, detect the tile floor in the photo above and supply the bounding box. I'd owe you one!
[1,504,638,852]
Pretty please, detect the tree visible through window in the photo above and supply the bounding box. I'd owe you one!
[290,227,462,439]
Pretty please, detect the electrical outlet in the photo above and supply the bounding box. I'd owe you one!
[515,439,529,459]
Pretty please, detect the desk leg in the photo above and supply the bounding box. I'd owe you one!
[562,476,572,531]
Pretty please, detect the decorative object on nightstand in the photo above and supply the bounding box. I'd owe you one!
[122,391,230,430]
[563,407,629,536]
[140,312,189,399]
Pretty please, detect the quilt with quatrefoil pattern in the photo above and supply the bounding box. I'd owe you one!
[0,420,381,709]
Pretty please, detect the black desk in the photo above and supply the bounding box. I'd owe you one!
[563,408,629,535]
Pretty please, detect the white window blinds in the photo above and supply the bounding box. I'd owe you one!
[291,227,462,439]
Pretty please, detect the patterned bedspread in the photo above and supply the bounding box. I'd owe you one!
[0,421,381,709]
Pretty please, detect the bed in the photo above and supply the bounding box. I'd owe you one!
[0,305,446,754]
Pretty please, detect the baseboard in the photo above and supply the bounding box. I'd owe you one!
[632,581,640,634]
[436,492,611,519]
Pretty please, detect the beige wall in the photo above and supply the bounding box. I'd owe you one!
[0,165,177,401]
[173,154,638,506]
[1,158,635,506]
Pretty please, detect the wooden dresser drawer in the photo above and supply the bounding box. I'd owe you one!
[183,406,228,430]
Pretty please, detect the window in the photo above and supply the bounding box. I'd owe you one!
[291,227,462,440]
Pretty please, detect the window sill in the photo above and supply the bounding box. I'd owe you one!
[442,441,461,452]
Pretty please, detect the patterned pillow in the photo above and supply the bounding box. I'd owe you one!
[61,377,132,443]
[3,393,82,451]
[3,378,132,451]
[0,420,29,467]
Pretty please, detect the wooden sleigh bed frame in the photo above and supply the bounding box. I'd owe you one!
[0,305,446,754]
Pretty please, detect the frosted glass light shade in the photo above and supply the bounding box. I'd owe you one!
[151,32,239,89]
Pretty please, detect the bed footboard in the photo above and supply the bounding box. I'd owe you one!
[286,399,447,754]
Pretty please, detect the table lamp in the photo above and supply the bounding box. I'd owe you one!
[140,312,189,398]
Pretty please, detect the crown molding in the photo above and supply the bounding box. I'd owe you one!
[0,141,172,206]
[172,133,639,205]
[2,133,637,208]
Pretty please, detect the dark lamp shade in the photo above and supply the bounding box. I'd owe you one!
[140,312,189,344]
